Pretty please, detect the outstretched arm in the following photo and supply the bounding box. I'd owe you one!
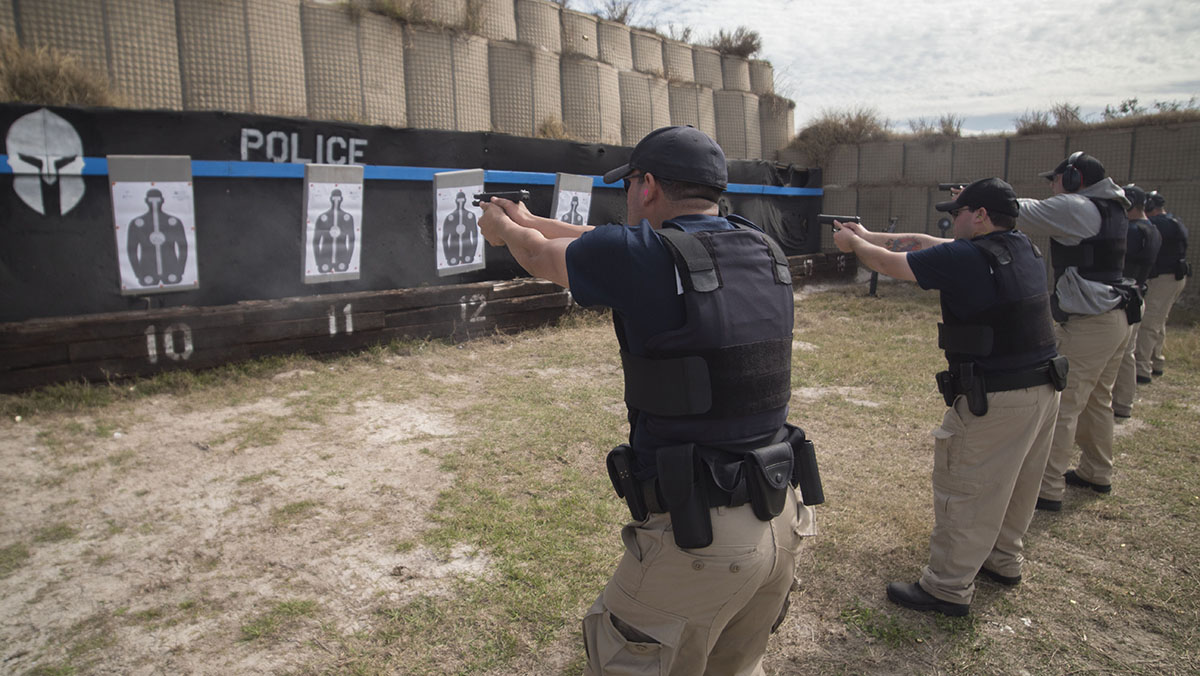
[834,220,950,252]
[488,197,594,239]
[832,222,917,282]
[479,202,572,288]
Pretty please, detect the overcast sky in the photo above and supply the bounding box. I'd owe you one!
[572,0,1200,134]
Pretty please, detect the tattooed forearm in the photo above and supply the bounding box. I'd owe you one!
[884,236,923,252]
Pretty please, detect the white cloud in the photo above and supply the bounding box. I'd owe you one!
[573,0,1200,132]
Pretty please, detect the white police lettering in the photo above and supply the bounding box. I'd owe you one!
[239,128,367,165]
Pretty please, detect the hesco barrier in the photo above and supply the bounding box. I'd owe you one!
[0,104,838,391]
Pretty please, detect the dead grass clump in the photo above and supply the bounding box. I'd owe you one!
[907,114,963,139]
[789,105,894,168]
[348,0,485,35]
[0,34,119,107]
[705,26,762,58]
[536,118,576,141]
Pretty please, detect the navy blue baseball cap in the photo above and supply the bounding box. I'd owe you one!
[934,178,1020,218]
[603,125,728,191]
[1122,184,1146,209]
[1145,190,1166,210]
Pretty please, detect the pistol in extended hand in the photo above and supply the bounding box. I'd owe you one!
[938,182,969,191]
[472,190,531,207]
[818,214,861,230]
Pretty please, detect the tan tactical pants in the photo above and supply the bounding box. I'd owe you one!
[583,487,814,676]
[920,383,1059,605]
[1136,275,1187,378]
[1112,322,1140,417]
[1040,308,1129,499]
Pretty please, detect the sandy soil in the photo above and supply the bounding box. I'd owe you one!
[0,384,482,674]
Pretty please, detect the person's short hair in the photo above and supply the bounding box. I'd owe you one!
[654,176,723,204]
[987,211,1016,230]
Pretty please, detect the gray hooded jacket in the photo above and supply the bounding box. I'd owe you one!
[1017,178,1131,316]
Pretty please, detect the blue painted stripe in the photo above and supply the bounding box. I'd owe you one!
[0,155,823,196]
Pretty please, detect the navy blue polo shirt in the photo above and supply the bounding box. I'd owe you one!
[907,238,998,319]
[565,214,737,354]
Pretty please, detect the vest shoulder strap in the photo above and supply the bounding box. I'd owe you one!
[656,227,719,292]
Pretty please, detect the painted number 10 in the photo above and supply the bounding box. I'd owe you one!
[145,323,194,364]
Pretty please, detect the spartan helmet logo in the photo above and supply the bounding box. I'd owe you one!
[6,108,86,215]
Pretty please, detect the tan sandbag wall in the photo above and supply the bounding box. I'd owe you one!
[404,26,490,132]
[489,41,562,137]
[561,56,622,145]
[714,90,761,160]
[561,9,598,59]
[2,0,796,158]
[668,82,717,139]
[477,0,518,40]
[618,71,670,146]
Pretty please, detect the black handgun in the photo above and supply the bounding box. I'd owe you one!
[938,182,969,191]
[472,190,530,207]
[818,214,861,229]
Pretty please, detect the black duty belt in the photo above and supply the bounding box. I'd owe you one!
[981,365,1056,392]
[638,473,748,515]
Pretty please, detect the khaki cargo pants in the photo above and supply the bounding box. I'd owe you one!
[583,486,814,676]
[1136,275,1187,378]
[1040,308,1130,498]
[920,383,1060,605]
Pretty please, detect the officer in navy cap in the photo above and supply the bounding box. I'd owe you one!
[479,126,818,675]
[1136,189,1191,383]
[833,178,1065,617]
[1111,184,1161,419]
[1018,152,1135,507]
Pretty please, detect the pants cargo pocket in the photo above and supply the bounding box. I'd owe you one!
[582,585,686,676]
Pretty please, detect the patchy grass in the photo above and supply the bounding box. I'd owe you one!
[33,523,77,544]
[240,599,319,641]
[0,542,31,577]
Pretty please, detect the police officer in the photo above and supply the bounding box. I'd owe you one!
[1135,190,1190,382]
[1016,152,1133,507]
[1112,184,1161,419]
[478,126,816,675]
[833,178,1063,617]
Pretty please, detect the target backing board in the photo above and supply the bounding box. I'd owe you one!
[108,156,198,295]
[303,164,364,284]
[433,169,486,277]
[550,173,594,226]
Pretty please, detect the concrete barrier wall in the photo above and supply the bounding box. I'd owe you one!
[820,123,1200,304]
[2,0,797,159]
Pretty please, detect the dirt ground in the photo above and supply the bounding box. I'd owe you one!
[0,379,489,674]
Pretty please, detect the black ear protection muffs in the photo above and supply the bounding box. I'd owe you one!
[1062,151,1085,192]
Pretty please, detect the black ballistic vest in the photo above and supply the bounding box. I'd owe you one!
[938,231,1057,374]
[618,215,794,441]
[1150,213,1188,277]
[1124,218,1160,286]
[1050,197,1128,285]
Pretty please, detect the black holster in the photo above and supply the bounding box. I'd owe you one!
[656,443,713,549]
[784,424,824,506]
[1114,281,1144,324]
[936,363,988,416]
[1176,259,1193,281]
[606,444,648,522]
[1049,355,1069,392]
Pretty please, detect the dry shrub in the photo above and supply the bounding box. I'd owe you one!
[907,114,963,139]
[0,34,119,107]
[705,27,762,58]
[348,0,484,34]
[789,106,893,168]
[537,118,576,141]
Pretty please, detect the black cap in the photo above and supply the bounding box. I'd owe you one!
[1122,184,1146,209]
[1145,190,1166,210]
[1039,152,1106,185]
[934,178,1020,218]
[602,125,728,190]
